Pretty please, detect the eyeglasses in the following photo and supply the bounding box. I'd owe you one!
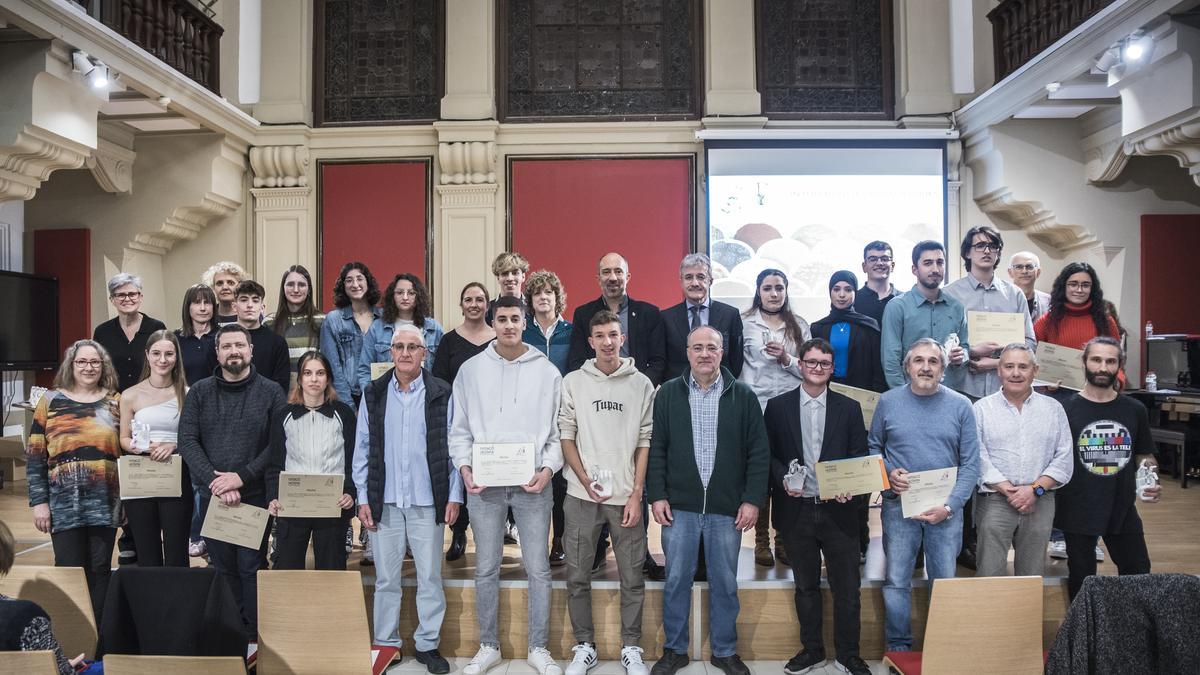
[111,292,141,301]
[801,359,834,370]
[1065,281,1093,291]
[865,255,892,264]
[73,359,102,369]
[970,242,1000,252]
[1010,263,1038,272]
[390,344,426,354]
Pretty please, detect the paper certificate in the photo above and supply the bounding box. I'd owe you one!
[370,362,393,380]
[277,472,343,518]
[816,455,890,500]
[968,311,1026,348]
[829,383,881,429]
[472,442,536,487]
[1034,342,1087,391]
[200,497,270,549]
[901,467,959,518]
[118,455,182,499]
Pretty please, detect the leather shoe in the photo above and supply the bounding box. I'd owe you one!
[446,529,466,562]
[550,537,566,566]
[957,545,977,571]
[754,542,774,567]
[775,544,790,567]
[709,654,750,675]
[650,649,688,675]
[643,556,665,581]
[415,648,450,674]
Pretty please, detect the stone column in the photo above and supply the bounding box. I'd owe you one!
[433,121,499,319]
[704,0,761,116]
[249,145,312,292]
[441,0,495,120]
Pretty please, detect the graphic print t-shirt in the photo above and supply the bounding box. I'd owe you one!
[1054,394,1154,536]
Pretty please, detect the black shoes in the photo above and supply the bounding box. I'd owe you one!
[709,654,750,675]
[784,649,826,674]
[446,529,466,562]
[643,555,665,581]
[415,648,450,674]
[550,537,566,566]
[834,655,872,675]
[591,538,611,573]
[650,649,689,675]
[957,545,978,571]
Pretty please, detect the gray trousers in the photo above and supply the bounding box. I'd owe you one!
[372,505,446,650]
[975,490,1055,577]
[564,494,646,645]
[469,486,552,648]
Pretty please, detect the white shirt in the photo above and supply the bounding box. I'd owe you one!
[739,310,811,410]
[799,387,827,497]
[973,389,1074,491]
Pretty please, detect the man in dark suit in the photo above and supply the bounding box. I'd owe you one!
[567,252,666,386]
[764,338,871,675]
[661,253,744,382]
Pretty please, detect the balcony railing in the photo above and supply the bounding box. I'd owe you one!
[73,0,222,94]
[988,0,1117,81]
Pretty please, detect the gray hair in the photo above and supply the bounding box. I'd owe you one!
[201,261,247,287]
[999,343,1037,364]
[1008,251,1041,268]
[902,337,949,370]
[107,273,143,296]
[687,324,723,347]
[679,253,712,277]
[390,324,426,347]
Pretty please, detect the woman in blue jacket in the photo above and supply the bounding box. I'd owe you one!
[320,262,382,407]
[356,273,443,393]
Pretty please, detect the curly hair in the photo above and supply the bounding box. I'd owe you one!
[201,261,246,287]
[1046,262,1112,338]
[382,273,431,326]
[331,261,382,309]
[523,269,566,317]
[491,251,530,277]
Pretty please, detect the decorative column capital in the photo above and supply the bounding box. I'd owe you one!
[249,145,310,188]
[0,125,91,202]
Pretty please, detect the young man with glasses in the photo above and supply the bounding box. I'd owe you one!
[854,241,902,324]
[764,339,871,675]
[1006,251,1051,321]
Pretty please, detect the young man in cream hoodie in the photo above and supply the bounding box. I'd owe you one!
[559,310,656,675]
[450,296,565,675]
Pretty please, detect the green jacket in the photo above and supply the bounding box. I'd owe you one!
[646,366,769,517]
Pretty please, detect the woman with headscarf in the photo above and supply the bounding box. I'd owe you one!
[809,271,887,393]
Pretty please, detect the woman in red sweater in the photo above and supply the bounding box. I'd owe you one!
[1034,261,1124,385]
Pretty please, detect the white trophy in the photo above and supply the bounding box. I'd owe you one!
[1135,459,1159,502]
[589,465,614,499]
[783,459,809,493]
[132,421,152,453]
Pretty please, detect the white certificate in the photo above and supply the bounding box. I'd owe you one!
[277,472,343,518]
[370,362,393,380]
[472,442,536,487]
[900,467,958,518]
[118,455,182,499]
[968,310,1026,347]
[200,497,270,549]
[1034,342,1087,391]
[830,383,881,430]
[816,455,890,500]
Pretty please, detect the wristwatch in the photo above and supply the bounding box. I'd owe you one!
[1033,484,1047,498]
[942,504,953,517]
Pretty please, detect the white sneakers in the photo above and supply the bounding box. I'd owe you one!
[566,643,598,675]
[620,646,649,675]
[464,644,502,675]
[1048,540,1067,559]
[528,647,563,675]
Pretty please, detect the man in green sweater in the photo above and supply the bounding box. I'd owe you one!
[647,326,769,675]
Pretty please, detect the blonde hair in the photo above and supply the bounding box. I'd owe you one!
[201,261,247,287]
[53,340,119,394]
[524,269,566,317]
[491,252,529,277]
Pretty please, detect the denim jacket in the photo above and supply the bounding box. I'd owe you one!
[321,305,381,403]
[356,316,444,393]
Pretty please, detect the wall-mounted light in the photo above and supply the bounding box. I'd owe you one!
[88,62,110,88]
[1124,32,1154,62]
[71,50,117,90]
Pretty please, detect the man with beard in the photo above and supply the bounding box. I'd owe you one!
[179,323,286,640]
[1055,336,1161,600]
[854,240,903,324]
[567,252,666,386]
[880,241,969,390]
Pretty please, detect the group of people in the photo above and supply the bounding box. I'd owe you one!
[20,226,1162,675]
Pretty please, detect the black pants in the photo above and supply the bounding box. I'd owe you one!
[203,499,270,640]
[1063,531,1151,600]
[857,498,870,554]
[124,493,192,567]
[51,525,116,627]
[780,500,862,659]
[552,470,568,540]
[274,514,350,570]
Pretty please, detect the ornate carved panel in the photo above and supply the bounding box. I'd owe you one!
[756,0,893,119]
[500,0,701,121]
[314,0,442,125]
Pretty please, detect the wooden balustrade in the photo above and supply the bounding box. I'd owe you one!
[988,0,1116,81]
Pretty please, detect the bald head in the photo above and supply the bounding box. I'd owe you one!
[598,252,630,300]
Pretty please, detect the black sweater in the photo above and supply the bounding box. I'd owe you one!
[248,325,291,394]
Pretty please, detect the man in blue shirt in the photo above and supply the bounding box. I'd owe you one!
[354,325,462,673]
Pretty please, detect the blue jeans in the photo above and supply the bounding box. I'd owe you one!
[661,510,742,658]
[372,505,446,650]
[881,496,961,651]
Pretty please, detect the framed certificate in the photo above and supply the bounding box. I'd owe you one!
[472,442,536,487]
[829,383,881,430]
[277,472,343,518]
[967,311,1026,347]
[900,467,958,518]
[118,455,182,499]
[1034,342,1087,391]
[200,497,270,549]
[815,455,889,500]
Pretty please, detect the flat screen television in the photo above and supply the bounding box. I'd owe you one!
[0,270,60,370]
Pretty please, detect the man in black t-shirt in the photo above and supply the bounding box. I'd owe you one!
[1054,336,1161,599]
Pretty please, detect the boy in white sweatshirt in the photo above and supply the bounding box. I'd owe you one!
[558,310,655,675]
[449,296,564,675]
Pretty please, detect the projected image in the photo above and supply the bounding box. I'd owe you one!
[708,174,943,321]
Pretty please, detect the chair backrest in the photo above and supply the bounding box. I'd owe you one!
[257,570,372,675]
[0,650,59,674]
[922,576,1043,675]
[104,654,247,674]
[0,565,97,660]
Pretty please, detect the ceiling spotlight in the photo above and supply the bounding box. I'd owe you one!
[88,62,110,88]
[1045,82,1061,94]
[1124,32,1153,62]
[1094,47,1120,72]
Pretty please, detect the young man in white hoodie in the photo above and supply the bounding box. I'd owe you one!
[559,310,656,675]
[450,295,565,675]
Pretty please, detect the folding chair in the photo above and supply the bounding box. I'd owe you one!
[257,570,372,675]
[0,565,97,660]
[104,654,247,674]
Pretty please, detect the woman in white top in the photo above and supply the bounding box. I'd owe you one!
[118,330,191,567]
[266,351,356,570]
[739,268,811,568]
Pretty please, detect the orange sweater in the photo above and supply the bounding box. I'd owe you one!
[1034,301,1124,386]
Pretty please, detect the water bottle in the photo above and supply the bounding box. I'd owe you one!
[1145,370,1158,392]
[1135,459,1159,501]
[1145,321,1154,339]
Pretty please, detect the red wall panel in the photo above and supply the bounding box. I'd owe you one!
[319,161,430,311]
[510,158,693,314]
[1141,214,1200,334]
[34,228,91,384]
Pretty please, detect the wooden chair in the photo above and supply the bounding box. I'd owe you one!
[0,565,97,660]
[257,570,372,675]
[884,576,1044,675]
[0,650,59,674]
[104,654,247,674]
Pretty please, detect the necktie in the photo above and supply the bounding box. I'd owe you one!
[689,305,701,331]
